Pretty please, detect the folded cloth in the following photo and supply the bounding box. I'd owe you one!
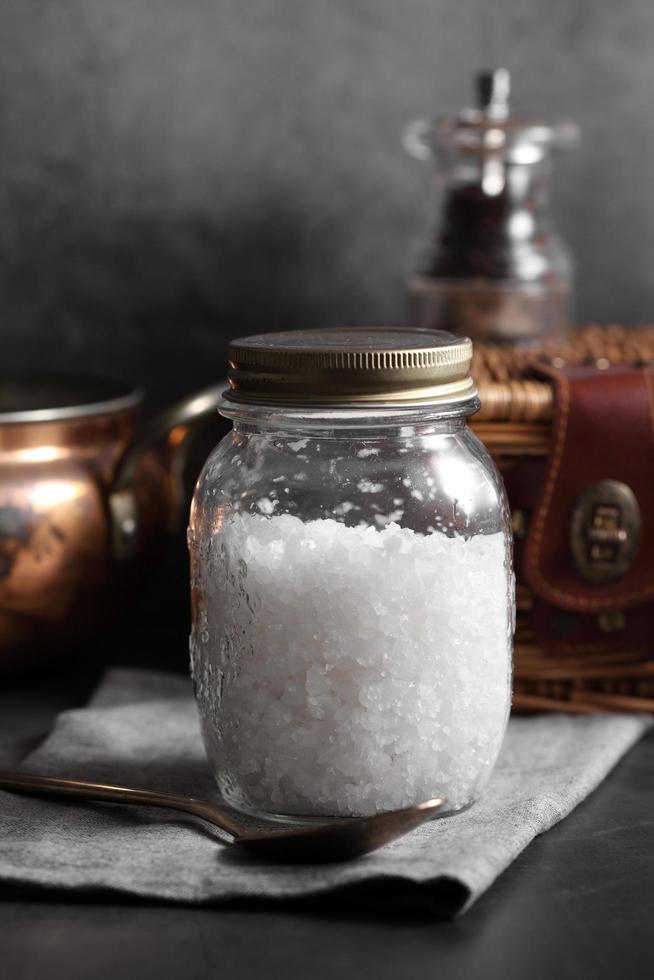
[0,668,650,916]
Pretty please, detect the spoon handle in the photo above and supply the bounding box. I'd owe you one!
[0,769,245,838]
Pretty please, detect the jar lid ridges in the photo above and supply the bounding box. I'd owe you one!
[225,327,476,409]
[229,340,470,374]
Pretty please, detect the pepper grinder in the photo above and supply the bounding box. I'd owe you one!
[405,69,579,343]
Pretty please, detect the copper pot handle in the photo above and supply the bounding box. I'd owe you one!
[112,383,224,491]
[109,382,225,561]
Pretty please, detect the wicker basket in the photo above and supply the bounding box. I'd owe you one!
[470,326,654,713]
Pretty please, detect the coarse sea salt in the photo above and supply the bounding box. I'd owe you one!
[191,512,511,817]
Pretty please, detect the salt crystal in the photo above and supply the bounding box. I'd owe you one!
[191,513,511,818]
[356,479,385,494]
[374,510,404,526]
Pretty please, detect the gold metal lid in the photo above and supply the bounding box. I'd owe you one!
[225,327,476,408]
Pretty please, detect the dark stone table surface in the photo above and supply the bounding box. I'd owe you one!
[1,607,653,980]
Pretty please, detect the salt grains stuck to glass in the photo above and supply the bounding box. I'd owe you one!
[192,513,510,816]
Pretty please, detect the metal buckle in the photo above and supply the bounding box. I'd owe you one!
[569,479,641,584]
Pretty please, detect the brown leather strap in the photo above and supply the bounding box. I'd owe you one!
[523,362,654,612]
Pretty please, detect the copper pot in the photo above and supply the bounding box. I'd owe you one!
[0,376,222,666]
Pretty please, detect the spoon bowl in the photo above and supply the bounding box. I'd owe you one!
[237,799,445,862]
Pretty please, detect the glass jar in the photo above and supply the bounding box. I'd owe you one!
[405,68,579,343]
[189,327,513,821]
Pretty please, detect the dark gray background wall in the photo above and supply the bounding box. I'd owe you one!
[1,1,652,406]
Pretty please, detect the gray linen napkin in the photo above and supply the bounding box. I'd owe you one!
[0,668,650,916]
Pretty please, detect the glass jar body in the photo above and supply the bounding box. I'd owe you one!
[410,153,573,343]
[189,405,514,820]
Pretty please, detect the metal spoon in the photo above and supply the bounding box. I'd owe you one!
[0,770,445,863]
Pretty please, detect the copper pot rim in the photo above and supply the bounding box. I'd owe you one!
[0,374,144,425]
